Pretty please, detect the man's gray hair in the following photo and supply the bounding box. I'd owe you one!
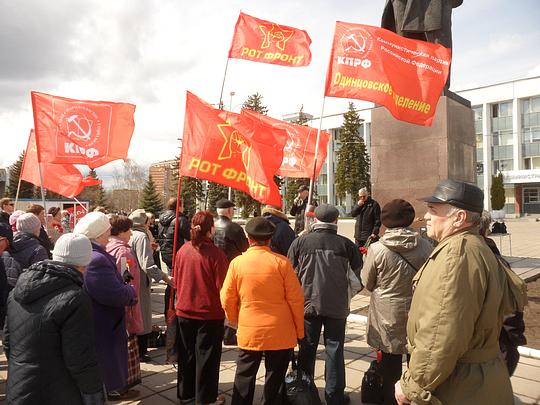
[478,210,492,236]
[446,206,482,227]
[217,207,232,217]
[358,187,369,196]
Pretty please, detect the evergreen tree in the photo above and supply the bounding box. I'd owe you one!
[140,174,164,214]
[234,92,270,216]
[335,102,370,203]
[208,183,229,213]
[491,172,506,210]
[6,152,34,198]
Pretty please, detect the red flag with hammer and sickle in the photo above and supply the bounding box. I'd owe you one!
[31,91,136,168]
[21,130,101,198]
[228,12,312,67]
[180,92,286,206]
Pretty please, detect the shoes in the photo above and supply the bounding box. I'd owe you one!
[140,353,152,363]
[343,393,351,404]
[107,389,140,401]
[208,394,226,404]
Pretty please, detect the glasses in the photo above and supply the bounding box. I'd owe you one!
[7,203,14,206]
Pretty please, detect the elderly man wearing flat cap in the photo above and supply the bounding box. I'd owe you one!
[221,216,304,405]
[288,204,361,405]
[395,179,526,405]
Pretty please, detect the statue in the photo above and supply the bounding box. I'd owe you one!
[382,0,463,87]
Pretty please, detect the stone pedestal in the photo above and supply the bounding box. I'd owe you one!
[370,95,476,223]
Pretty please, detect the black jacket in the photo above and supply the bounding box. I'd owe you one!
[350,197,381,243]
[213,215,249,262]
[288,223,362,319]
[0,258,7,329]
[0,211,10,227]
[158,210,190,268]
[39,226,53,258]
[262,208,296,256]
[4,260,105,404]
[12,232,49,270]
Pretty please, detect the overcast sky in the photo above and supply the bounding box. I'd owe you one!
[1,0,539,186]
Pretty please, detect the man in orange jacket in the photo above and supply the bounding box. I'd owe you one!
[221,217,304,405]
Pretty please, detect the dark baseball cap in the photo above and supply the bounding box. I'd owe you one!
[298,185,309,192]
[419,179,484,213]
[245,217,276,239]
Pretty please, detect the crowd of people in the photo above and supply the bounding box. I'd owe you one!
[0,179,529,405]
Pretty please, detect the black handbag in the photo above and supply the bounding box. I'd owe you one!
[283,355,322,405]
[361,359,384,404]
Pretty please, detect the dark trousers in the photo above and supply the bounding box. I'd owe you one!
[355,239,367,268]
[298,316,346,405]
[380,352,410,405]
[164,285,172,319]
[232,348,292,405]
[138,333,150,356]
[176,317,224,404]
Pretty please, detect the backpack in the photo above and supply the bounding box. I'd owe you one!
[491,221,507,234]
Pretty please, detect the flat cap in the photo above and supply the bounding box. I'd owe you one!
[298,185,309,192]
[216,199,235,209]
[314,204,339,223]
[419,179,484,213]
[245,217,275,239]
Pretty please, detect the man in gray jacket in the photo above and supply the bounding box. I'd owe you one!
[288,204,362,405]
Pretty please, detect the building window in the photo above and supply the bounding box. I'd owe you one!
[524,188,540,204]
[492,101,512,118]
[492,130,513,146]
[524,157,540,170]
[523,97,540,114]
[473,105,483,135]
[493,159,513,173]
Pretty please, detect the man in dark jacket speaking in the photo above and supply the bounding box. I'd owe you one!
[213,199,248,262]
[4,233,105,404]
[351,188,381,251]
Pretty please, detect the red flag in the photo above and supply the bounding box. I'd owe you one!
[228,12,312,67]
[31,91,136,168]
[21,130,101,198]
[241,109,330,178]
[325,22,451,126]
[180,92,286,205]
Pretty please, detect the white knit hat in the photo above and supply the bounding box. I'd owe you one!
[52,233,92,267]
[16,213,41,235]
[129,209,147,227]
[73,212,111,239]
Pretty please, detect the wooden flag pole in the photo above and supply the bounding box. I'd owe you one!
[218,58,231,109]
[305,96,327,232]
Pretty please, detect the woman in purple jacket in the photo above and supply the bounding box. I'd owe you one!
[74,212,137,400]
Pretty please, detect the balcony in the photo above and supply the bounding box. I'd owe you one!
[474,120,483,134]
[523,142,540,158]
[523,111,540,127]
[491,116,513,132]
[476,147,483,162]
[492,145,513,160]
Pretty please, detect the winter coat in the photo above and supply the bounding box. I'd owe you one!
[130,228,164,334]
[213,215,249,262]
[106,237,144,335]
[4,260,105,405]
[2,250,23,289]
[361,228,432,354]
[262,207,296,256]
[174,239,228,320]
[400,228,521,405]
[287,222,362,319]
[0,210,10,227]
[381,0,463,34]
[351,196,381,244]
[158,210,190,269]
[84,241,137,392]
[12,231,49,269]
[38,226,53,258]
[0,258,7,329]
[221,245,304,351]
[290,197,308,235]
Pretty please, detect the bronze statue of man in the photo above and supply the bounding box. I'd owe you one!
[382,0,463,50]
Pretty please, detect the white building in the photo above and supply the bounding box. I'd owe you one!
[303,75,540,216]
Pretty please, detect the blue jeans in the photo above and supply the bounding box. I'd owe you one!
[298,316,347,405]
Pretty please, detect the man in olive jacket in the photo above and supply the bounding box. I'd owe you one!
[395,180,526,405]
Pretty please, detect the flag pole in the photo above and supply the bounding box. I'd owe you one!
[37,161,48,229]
[15,177,22,207]
[171,145,185,272]
[218,58,230,109]
[73,197,89,212]
[305,96,327,231]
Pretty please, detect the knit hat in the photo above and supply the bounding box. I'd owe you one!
[129,209,148,227]
[73,211,111,239]
[314,204,339,223]
[52,233,92,267]
[381,199,415,228]
[9,210,25,228]
[16,213,42,235]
